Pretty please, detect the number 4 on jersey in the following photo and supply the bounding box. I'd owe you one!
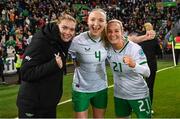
[95,51,101,62]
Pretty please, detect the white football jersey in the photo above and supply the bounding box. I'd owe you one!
[107,40,150,99]
[69,31,108,92]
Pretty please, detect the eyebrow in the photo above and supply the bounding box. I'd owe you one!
[61,25,75,29]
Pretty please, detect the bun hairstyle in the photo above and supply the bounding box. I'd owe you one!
[144,22,153,31]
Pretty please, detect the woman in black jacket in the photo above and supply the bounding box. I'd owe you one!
[16,13,76,118]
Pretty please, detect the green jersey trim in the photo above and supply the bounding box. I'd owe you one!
[139,61,147,65]
[87,32,101,43]
[113,40,129,53]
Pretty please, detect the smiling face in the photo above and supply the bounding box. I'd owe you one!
[57,13,77,42]
[58,19,76,42]
[87,9,106,39]
[107,20,124,45]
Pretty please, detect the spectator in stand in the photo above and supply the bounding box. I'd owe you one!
[14,48,23,84]
[26,30,33,45]
[0,47,5,84]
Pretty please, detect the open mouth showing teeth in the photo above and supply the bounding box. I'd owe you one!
[92,26,100,31]
[64,35,70,39]
[92,29,100,33]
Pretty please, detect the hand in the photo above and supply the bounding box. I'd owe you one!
[123,56,136,68]
[146,30,156,40]
[55,52,63,69]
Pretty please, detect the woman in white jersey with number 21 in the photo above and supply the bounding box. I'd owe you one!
[69,8,108,118]
[106,19,152,118]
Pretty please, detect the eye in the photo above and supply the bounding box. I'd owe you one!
[90,18,96,22]
[115,30,120,33]
[99,18,105,23]
[70,28,75,32]
[61,26,68,30]
[107,30,112,34]
[61,25,75,32]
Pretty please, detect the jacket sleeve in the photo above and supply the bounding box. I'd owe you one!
[21,58,61,82]
[20,39,62,82]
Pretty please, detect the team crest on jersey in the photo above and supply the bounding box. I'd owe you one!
[85,47,90,51]
[139,49,145,58]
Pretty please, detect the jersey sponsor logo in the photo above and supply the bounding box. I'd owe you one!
[107,55,111,59]
[85,47,90,51]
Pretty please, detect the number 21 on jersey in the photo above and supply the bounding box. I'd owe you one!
[113,62,122,72]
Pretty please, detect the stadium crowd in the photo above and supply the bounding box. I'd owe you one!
[0,0,179,79]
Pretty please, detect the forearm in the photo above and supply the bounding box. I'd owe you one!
[128,30,156,43]
[128,35,147,43]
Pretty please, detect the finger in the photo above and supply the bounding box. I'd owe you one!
[123,57,128,63]
[123,57,126,63]
[58,56,62,60]
[54,52,60,57]
[123,59,126,63]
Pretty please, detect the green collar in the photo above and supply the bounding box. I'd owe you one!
[87,32,101,43]
[113,37,129,53]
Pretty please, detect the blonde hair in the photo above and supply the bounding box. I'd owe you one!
[56,12,77,25]
[89,8,107,20]
[107,19,124,32]
[144,22,153,31]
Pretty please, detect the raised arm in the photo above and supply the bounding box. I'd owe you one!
[128,30,156,43]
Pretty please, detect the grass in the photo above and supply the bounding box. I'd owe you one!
[153,66,180,118]
[0,85,19,117]
[0,59,180,118]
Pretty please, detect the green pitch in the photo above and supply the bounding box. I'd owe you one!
[0,60,180,118]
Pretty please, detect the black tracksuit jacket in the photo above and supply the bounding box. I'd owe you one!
[16,23,71,109]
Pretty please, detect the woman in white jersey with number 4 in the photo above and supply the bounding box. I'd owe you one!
[69,8,108,118]
[106,19,152,118]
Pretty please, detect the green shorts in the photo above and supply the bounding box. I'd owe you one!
[72,88,108,112]
[114,97,151,118]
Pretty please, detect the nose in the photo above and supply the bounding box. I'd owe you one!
[64,28,72,35]
[93,20,99,26]
[64,28,70,34]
